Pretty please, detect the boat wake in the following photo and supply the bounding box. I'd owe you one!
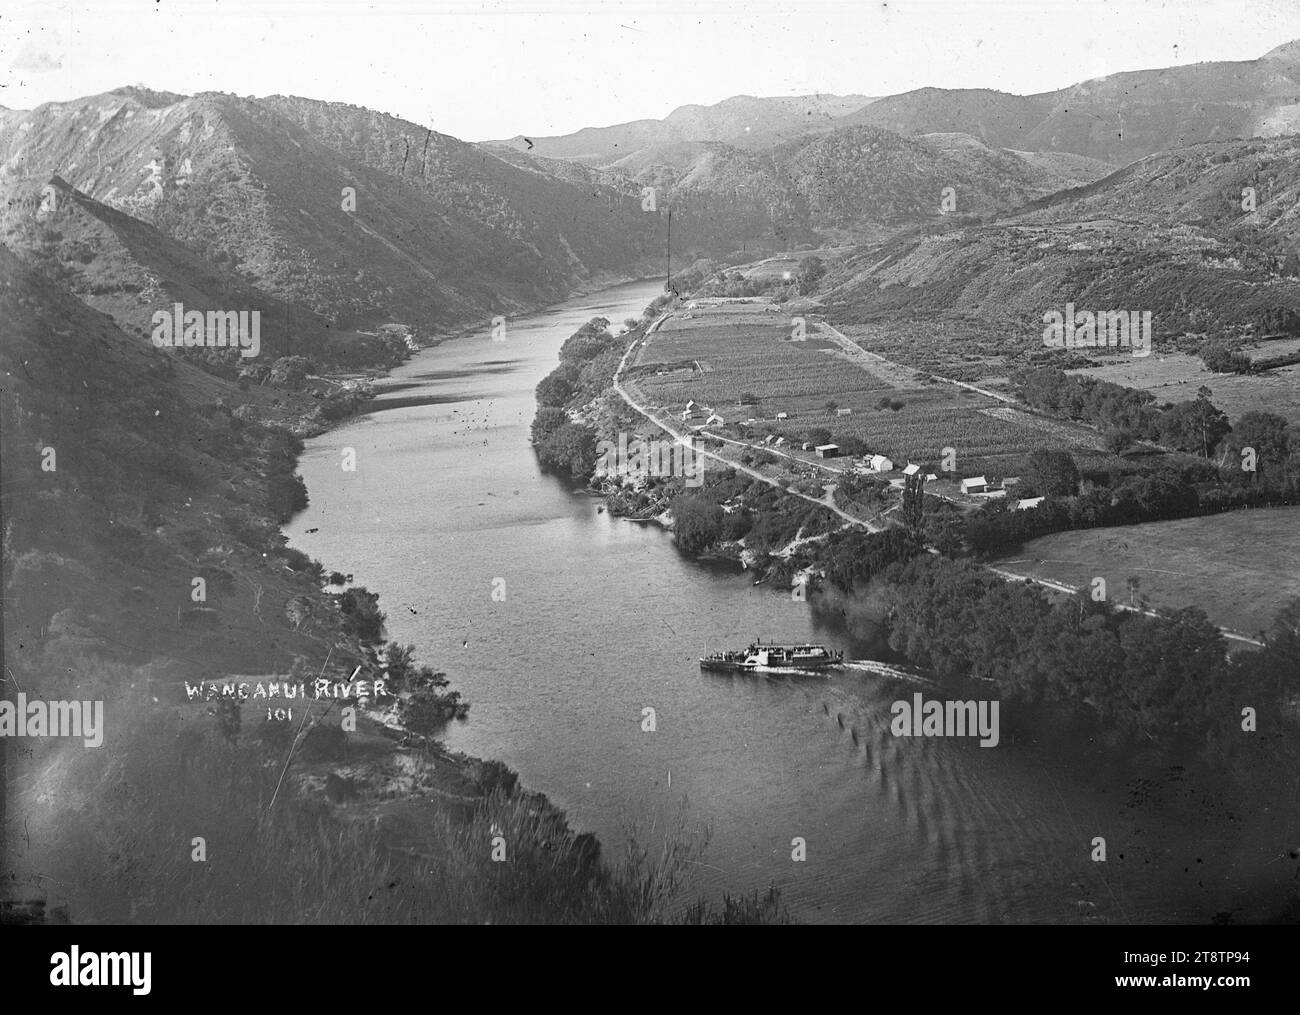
[840,659,943,687]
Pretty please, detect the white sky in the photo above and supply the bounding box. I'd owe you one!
[2,0,1299,141]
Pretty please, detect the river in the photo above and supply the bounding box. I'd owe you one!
[285,279,1286,924]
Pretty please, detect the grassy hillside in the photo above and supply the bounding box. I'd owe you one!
[829,40,1300,165]
[0,88,662,334]
[1,242,780,924]
[819,136,1300,383]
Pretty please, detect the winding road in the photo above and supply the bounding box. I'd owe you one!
[610,306,1265,648]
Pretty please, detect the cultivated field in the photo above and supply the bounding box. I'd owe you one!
[990,506,1300,636]
[632,303,1115,472]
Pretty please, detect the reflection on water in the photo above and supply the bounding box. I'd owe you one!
[285,280,1288,924]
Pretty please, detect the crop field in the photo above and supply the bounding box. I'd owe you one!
[832,318,1029,383]
[990,506,1300,636]
[1069,350,1300,424]
[632,305,1110,470]
[634,317,893,406]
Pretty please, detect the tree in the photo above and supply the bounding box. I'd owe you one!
[338,586,386,644]
[806,427,832,447]
[795,256,825,295]
[535,422,597,478]
[530,405,568,442]
[902,471,925,541]
[1200,341,1251,375]
[1104,427,1134,454]
[1222,411,1292,483]
[671,494,724,555]
[1023,449,1080,497]
[535,369,576,408]
[400,666,469,740]
[1157,390,1230,458]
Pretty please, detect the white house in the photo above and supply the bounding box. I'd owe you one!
[776,411,790,421]
[925,473,939,482]
[960,476,988,495]
[815,444,840,458]
[705,412,724,425]
[869,454,894,472]
[1014,496,1045,511]
[901,463,921,477]
[774,437,786,447]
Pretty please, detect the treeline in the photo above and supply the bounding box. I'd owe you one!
[1201,339,1300,375]
[968,385,1298,553]
[1012,366,1160,447]
[531,316,624,478]
[669,469,839,557]
[968,469,1298,555]
[789,527,922,594]
[1015,365,1297,464]
[880,555,1298,757]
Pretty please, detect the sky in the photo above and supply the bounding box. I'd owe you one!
[2,0,1300,141]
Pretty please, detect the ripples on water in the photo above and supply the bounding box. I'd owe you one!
[285,281,1291,924]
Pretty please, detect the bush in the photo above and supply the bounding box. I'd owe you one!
[268,473,308,522]
[400,678,469,738]
[338,587,385,644]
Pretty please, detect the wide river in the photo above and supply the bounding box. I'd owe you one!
[285,279,1282,924]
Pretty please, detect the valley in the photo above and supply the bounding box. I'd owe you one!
[4,20,1300,930]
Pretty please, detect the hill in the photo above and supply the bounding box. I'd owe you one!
[483,93,877,163]
[499,37,1300,172]
[0,88,661,335]
[819,136,1300,381]
[0,175,383,367]
[832,40,1300,165]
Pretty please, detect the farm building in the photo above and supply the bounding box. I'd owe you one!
[869,454,894,472]
[815,444,840,458]
[960,476,989,495]
[836,407,853,416]
[901,463,921,477]
[1014,496,1045,511]
[774,437,786,447]
[705,412,724,425]
[925,473,939,482]
[776,411,790,421]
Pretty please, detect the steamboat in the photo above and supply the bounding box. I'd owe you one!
[699,640,843,673]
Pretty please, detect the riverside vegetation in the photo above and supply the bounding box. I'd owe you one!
[1,246,790,925]
[532,288,1300,917]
